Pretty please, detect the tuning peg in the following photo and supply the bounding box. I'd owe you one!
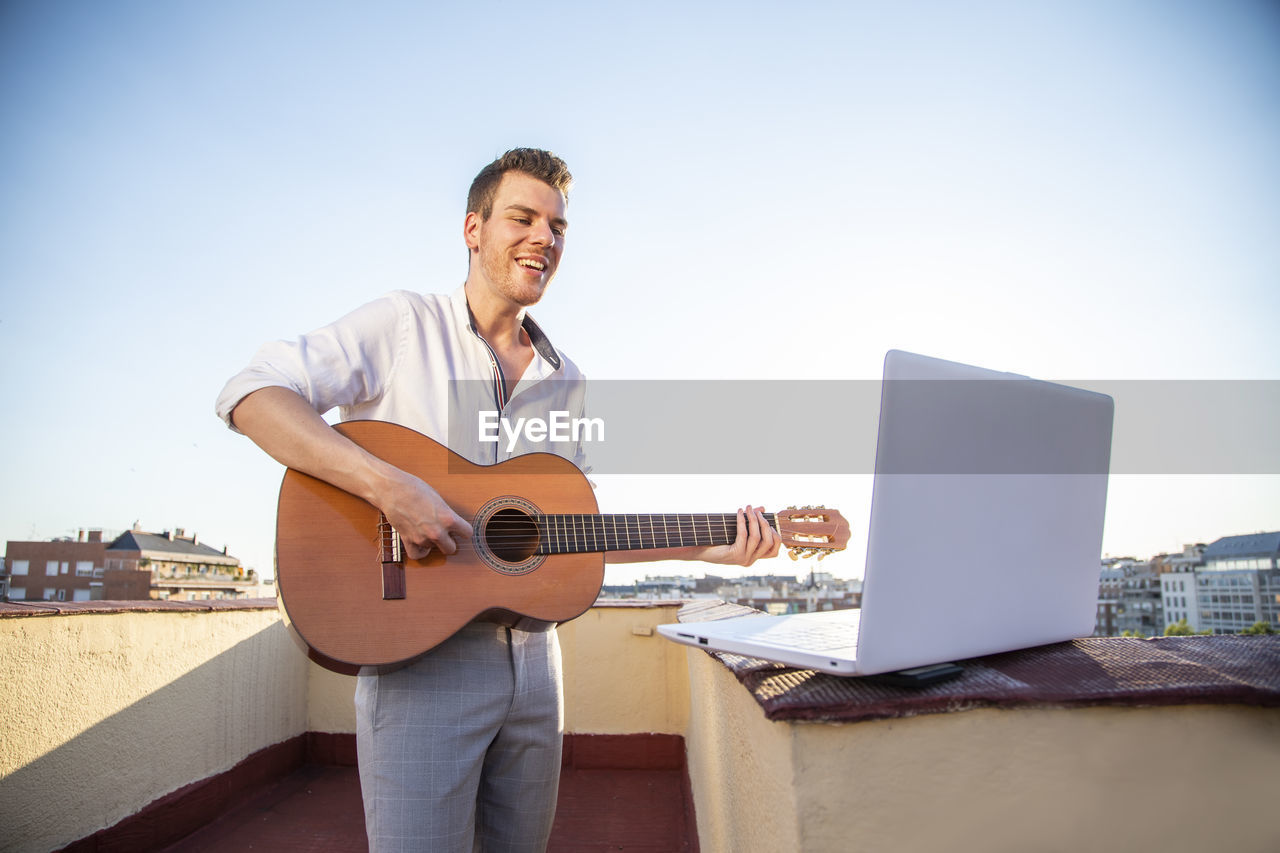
[788,548,799,561]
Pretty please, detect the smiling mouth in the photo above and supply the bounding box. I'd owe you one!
[517,258,546,272]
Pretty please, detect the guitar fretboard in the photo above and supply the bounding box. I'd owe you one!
[533,513,777,555]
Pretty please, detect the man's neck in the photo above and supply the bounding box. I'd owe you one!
[463,280,529,351]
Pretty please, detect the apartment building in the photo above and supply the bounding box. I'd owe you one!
[1094,558,1130,636]
[3,529,107,602]
[1194,531,1280,634]
[1114,558,1165,637]
[1,525,259,603]
[104,526,256,601]
[1159,543,1205,631]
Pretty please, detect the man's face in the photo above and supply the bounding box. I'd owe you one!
[465,171,568,308]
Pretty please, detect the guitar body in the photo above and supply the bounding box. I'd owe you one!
[275,420,602,674]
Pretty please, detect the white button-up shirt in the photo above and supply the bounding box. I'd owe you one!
[216,286,590,473]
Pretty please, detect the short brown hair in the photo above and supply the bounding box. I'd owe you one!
[467,148,573,220]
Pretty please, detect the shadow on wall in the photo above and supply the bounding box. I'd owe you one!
[2,617,308,853]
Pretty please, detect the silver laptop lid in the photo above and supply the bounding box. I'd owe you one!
[854,350,1114,674]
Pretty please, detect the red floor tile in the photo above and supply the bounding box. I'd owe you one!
[162,763,695,852]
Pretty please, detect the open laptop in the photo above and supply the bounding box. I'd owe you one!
[656,349,1115,676]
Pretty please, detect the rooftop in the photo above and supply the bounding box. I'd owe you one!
[1203,530,1280,560]
[107,529,238,561]
[4,599,1279,852]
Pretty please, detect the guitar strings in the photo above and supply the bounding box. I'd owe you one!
[387,514,793,550]
[473,513,780,548]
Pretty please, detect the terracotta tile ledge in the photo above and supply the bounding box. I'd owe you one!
[677,600,1280,723]
[592,598,688,608]
[1,597,686,619]
[0,598,279,618]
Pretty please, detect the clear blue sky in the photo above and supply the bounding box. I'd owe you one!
[2,0,1277,583]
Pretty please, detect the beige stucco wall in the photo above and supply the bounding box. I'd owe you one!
[683,648,1280,853]
[11,601,1275,853]
[559,602,690,734]
[0,607,308,853]
[304,602,692,736]
[0,601,686,852]
[685,649,801,852]
[306,661,359,732]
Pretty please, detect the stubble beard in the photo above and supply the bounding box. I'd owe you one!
[479,246,551,308]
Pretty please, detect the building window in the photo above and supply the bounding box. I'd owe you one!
[9,586,25,599]
[46,561,59,576]
[75,561,94,577]
[11,560,28,576]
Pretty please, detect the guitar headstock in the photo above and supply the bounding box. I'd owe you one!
[775,506,851,561]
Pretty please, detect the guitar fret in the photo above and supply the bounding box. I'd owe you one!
[537,510,781,555]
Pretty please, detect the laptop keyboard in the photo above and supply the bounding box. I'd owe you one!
[757,611,861,651]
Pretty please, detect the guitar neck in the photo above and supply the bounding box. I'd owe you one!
[533,512,778,555]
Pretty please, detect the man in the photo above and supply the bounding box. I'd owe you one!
[216,148,779,852]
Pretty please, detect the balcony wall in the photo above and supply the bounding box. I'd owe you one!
[4,598,1278,853]
[0,599,689,853]
[683,648,1280,853]
[1,601,306,853]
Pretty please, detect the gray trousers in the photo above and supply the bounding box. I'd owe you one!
[355,623,564,853]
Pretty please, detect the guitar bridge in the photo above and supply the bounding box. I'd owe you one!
[379,514,406,600]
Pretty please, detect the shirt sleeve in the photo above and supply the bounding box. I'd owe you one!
[215,293,407,432]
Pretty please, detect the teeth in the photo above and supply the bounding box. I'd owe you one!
[517,259,545,271]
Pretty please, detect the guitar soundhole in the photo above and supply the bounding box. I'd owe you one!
[485,508,540,564]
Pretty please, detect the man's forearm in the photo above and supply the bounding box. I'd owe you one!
[229,386,393,506]
[229,386,472,557]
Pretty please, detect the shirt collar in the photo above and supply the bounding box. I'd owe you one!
[450,284,562,371]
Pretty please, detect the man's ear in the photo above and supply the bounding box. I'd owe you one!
[463,211,482,252]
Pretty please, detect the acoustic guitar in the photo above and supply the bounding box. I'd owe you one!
[275,420,850,674]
